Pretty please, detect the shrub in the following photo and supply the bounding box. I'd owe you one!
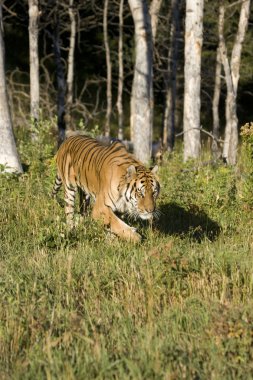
[239,122,253,206]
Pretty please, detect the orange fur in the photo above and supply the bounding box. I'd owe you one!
[52,135,160,242]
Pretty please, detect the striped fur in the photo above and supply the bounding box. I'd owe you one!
[52,135,160,242]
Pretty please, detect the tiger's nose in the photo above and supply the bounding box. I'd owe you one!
[145,205,155,213]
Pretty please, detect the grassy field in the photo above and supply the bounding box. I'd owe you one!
[1,127,253,379]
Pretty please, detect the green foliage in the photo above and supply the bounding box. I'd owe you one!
[1,127,253,379]
[77,120,101,138]
[17,117,57,175]
[239,122,253,206]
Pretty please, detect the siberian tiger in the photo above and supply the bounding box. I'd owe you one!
[52,135,160,242]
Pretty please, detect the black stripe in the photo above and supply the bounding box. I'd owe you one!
[117,160,138,167]
[84,168,89,190]
[108,192,116,209]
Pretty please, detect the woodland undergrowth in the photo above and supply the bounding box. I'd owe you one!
[1,122,253,379]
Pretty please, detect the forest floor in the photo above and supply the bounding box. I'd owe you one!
[1,127,253,379]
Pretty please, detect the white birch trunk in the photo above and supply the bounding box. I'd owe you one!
[219,1,250,165]
[163,0,180,152]
[211,46,222,159]
[150,0,162,41]
[218,5,232,161]
[230,0,251,95]
[53,15,66,145]
[28,0,40,121]
[117,0,124,140]
[183,0,204,161]
[227,0,250,165]
[128,0,153,164]
[0,6,23,173]
[66,0,76,131]
[103,0,112,137]
[212,46,221,140]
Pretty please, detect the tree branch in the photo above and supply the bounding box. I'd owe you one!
[175,127,224,143]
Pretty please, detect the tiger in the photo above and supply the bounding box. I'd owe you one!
[52,135,160,242]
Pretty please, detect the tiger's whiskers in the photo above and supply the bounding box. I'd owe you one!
[153,208,162,220]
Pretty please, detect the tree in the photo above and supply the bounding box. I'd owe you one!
[183,0,204,161]
[0,5,22,173]
[128,0,153,164]
[116,0,124,140]
[103,0,112,137]
[219,0,251,165]
[28,0,40,123]
[40,0,79,142]
[52,6,66,145]
[150,0,163,41]
[212,46,222,142]
[65,0,76,131]
[163,0,181,152]
[3,0,253,157]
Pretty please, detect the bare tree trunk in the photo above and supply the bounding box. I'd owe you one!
[163,0,181,152]
[211,46,222,159]
[117,0,124,140]
[218,5,233,162]
[230,0,251,95]
[103,0,112,137]
[66,0,76,131]
[128,0,153,164]
[28,0,40,122]
[150,0,162,41]
[183,0,204,161]
[212,46,221,140]
[52,10,66,146]
[219,1,250,165]
[0,6,22,173]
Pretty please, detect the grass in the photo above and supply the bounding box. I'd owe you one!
[1,129,253,379]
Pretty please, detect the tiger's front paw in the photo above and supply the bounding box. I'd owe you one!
[127,228,142,243]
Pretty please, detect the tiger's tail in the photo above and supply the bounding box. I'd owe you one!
[52,174,62,198]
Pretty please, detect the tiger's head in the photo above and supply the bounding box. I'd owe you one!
[122,165,160,220]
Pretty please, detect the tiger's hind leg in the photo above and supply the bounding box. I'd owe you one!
[52,174,62,198]
[64,184,77,228]
[79,188,90,216]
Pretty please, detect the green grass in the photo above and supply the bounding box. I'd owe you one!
[1,132,253,379]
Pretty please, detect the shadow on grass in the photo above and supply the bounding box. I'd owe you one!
[154,202,221,242]
[22,163,30,172]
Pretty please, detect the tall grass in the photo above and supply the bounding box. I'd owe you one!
[1,125,253,379]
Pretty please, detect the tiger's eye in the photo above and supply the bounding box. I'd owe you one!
[137,188,144,198]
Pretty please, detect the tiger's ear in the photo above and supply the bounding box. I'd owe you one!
[150,165,158,174]
[126,165,136,180]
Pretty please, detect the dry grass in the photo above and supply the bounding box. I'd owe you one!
[1,130,253,379]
